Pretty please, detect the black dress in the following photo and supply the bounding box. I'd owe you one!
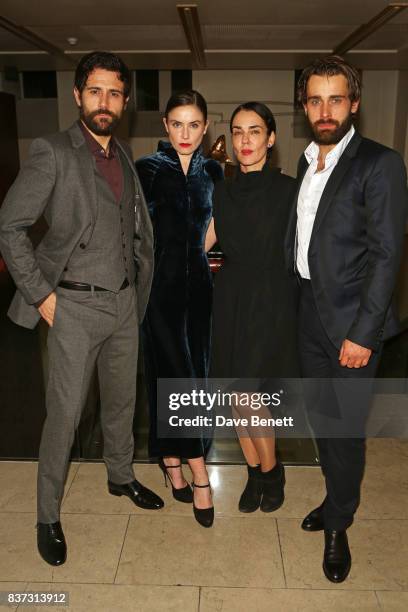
[210,163,299,381]
[136,141,223,458]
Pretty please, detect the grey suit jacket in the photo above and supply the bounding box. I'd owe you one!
[0,122,153,329]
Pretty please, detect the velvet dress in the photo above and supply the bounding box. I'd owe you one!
[210,163,299,383]
[136,141,223,458]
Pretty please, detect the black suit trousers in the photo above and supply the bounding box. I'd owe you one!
[298,280,381,530]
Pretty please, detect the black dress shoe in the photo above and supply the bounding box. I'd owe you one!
[301,502,325,531]
[260,461,285,513]
[239,464,263,513]
[323,529,351,583]
[37,521,67,566]
[108,479,164,509]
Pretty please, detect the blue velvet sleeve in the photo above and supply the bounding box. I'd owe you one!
[135,155,161,215]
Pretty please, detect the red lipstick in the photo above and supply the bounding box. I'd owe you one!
[241,149,253,156]
[179,143,191,148]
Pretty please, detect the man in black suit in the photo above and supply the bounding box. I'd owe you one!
[285,55,408,582]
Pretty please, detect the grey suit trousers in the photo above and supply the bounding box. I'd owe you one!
[37,284,138,523]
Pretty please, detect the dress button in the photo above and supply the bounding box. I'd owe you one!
[79,243,86,249]
[63,267,68,272]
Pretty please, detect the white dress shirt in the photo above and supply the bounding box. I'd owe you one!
[296,125,355,279]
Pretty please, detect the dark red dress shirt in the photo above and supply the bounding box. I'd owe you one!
[79,120,124,202]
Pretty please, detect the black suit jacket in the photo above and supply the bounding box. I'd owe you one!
[285,130,408,351]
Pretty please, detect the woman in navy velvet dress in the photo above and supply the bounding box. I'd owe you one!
[136,91,223,527]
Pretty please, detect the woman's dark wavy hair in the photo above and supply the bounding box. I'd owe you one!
[229,101,276,135]
[74,51,131,97]
[297,55,361,105]
[164,89,208,121]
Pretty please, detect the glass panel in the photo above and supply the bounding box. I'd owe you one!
[22,71,57,98]
[136,70,159,111]
[171,70,192,94]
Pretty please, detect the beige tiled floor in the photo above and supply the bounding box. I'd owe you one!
[0,439,407,611]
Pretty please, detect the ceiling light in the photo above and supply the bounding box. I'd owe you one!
[334,2,408,55]
[0,16,75,65]
[177,4,206,68]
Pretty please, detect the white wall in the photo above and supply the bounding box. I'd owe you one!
[194,69,308,177]
[192,69,406,177]
[359,71,399,149]
[393,71,408,168]
[129,70,310,176]
[56,71,77,131]
[0,72,20,98]
[130,136,161,160]
[405,122,408,167]
[5,68,408,173]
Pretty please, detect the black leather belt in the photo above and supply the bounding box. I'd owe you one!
[59,278,129,292]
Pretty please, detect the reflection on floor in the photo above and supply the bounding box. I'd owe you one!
[0,438,407,611]
[1,251,407,465]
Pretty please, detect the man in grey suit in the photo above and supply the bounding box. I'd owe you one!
[0,51,164,566]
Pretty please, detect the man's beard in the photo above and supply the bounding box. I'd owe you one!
[310,113,353,145]
[80,107,121,136]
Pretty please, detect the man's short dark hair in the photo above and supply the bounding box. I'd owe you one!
[297,55,361,105]
[74,51,131,98]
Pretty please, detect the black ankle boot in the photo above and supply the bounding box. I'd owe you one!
[239,464,263,513]
[260,461,285,512]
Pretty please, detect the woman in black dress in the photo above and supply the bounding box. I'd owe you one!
[206,102,298,513]
[136,91,223,527]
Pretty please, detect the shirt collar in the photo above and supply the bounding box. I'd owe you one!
[78,120,116,159]
[304,124,355,166]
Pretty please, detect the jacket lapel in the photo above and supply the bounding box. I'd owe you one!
[116,140,137,178]
[116,139,153,238]
[68,122,98,224]
[309,131,362,243]
[285,154,308,268]
[288,155,308,239]
[116,139,145,203]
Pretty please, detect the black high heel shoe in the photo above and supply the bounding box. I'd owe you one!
[192,482,214,528]
[158,457,193,503]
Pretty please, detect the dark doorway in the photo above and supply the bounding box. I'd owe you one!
[0,92,47,458]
